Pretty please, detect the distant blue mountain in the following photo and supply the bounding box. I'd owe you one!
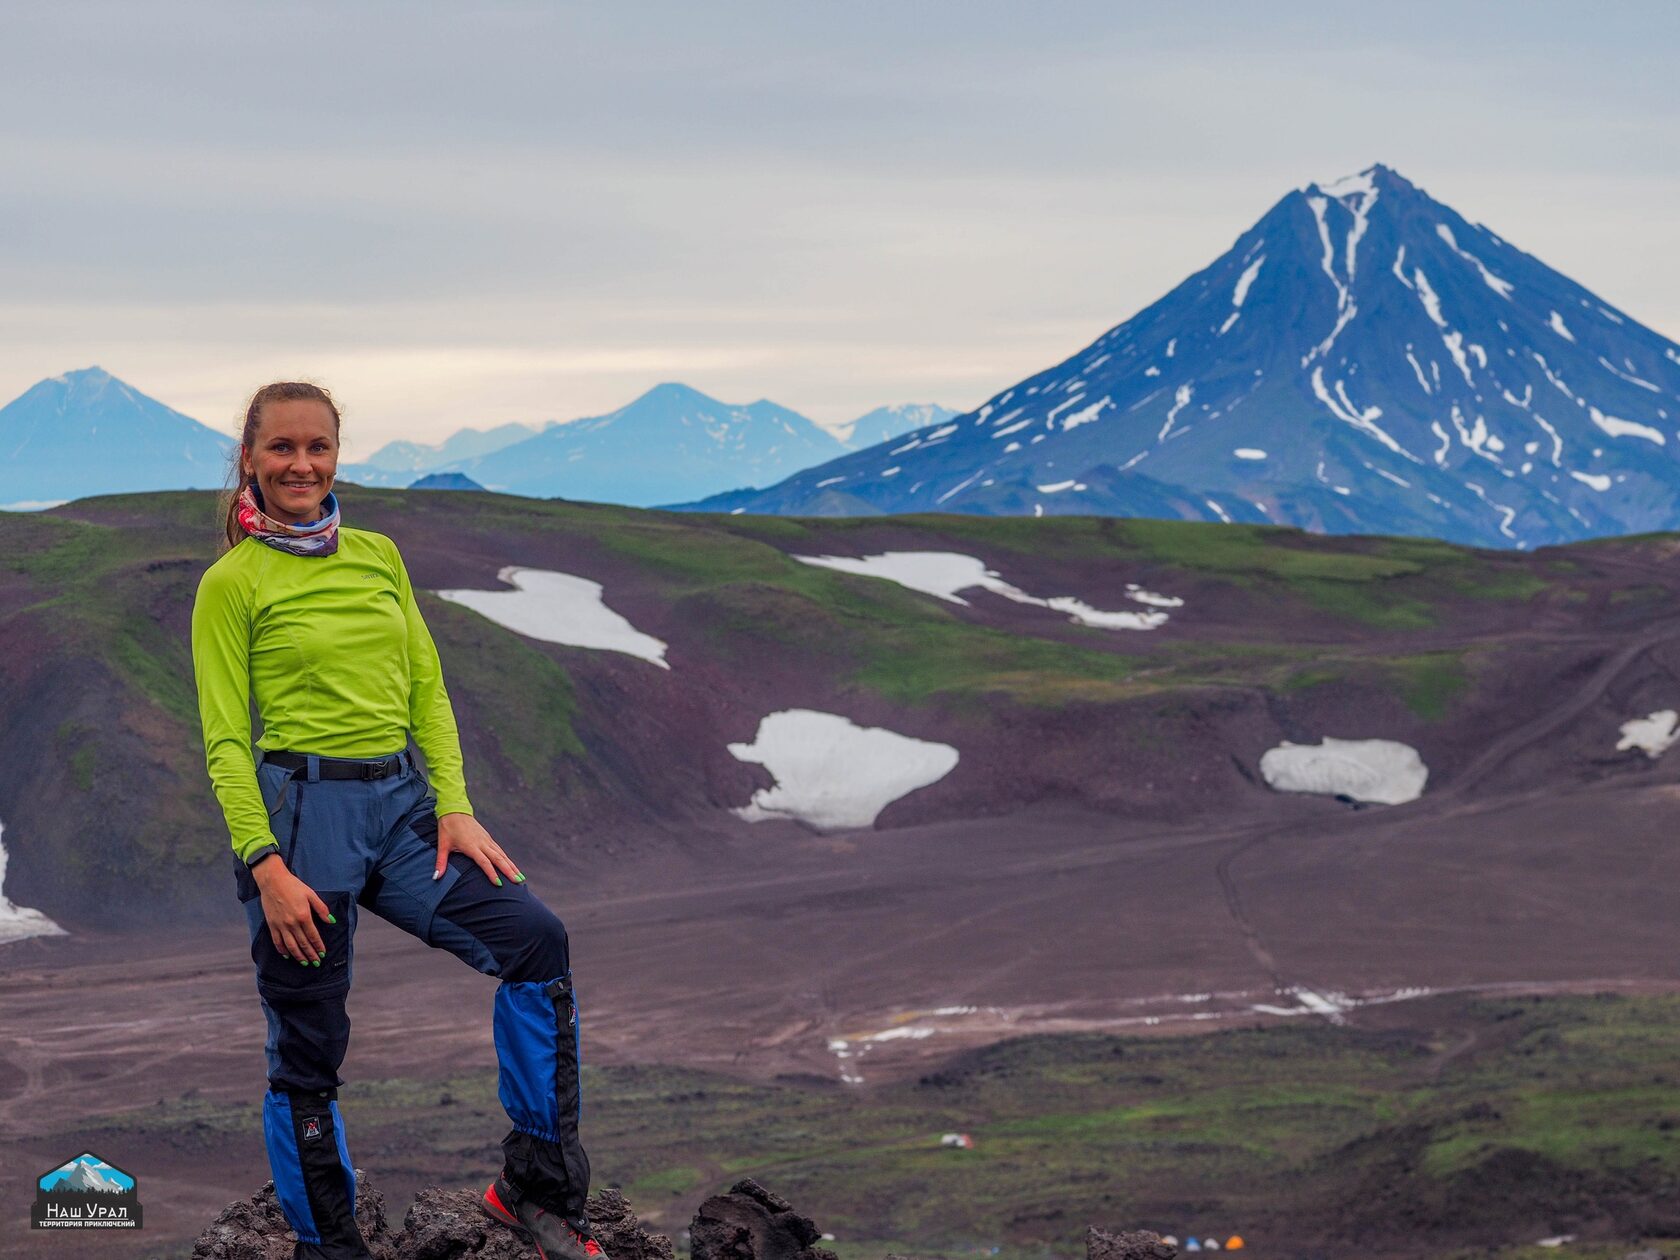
[0,367,233,508]
[681,165,1680,550]
[340,420,555,486]
[348,392,956,502]
[839,403,960,450]
[0,369,955,510]
[452,382,852,506]
[408,471,486,491]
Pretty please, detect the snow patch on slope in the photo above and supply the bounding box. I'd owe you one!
[436,566,670,667]
[1260,738,1428,805]
[793,551,1172,630]
[0,817,68,946]
[1435,223,1513,297]
[1589,405,1664,445]
[728,709,958,830]
[1617,711,1680,759]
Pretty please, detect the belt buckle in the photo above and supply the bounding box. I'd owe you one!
[362,759,392,781]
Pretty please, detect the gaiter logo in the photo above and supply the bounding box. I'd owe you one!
[33,1152,143,1229]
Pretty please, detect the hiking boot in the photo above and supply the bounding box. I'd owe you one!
[482,1176,607,1260]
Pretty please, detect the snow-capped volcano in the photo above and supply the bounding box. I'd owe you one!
[685,165,1680,549]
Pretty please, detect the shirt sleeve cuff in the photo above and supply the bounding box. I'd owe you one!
[435,797,474,818]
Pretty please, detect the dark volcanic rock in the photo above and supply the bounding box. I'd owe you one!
[191,1172,674,1260]
[1086,1225,1178,1260]
[190,1172,388,1259]
[591,1187,678,1260]
[689,1179,839,1260]
[391,1187,530,1259]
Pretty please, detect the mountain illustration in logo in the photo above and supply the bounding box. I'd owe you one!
[38,1153,133,1194]
[34,1150,143,1229]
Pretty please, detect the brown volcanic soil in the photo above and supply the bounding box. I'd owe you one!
[3,777,1680,1255]
[6,495,1680,1253]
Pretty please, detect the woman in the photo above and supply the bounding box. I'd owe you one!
[191,382,604,1260]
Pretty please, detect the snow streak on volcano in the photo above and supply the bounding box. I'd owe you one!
[687,166,1680,549]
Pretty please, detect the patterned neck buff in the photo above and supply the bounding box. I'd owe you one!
[236,481,341,557]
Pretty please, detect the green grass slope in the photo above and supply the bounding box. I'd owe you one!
[0,487,1667,924]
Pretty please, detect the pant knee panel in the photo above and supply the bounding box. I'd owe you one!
[434,878,570,980]
[264,994,352,1095]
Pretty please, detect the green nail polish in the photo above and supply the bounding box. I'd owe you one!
[327,913,338,924]
[514,873,526,883]
[318,951,327,959]
[494,876,503,887]
[313,959,321,967]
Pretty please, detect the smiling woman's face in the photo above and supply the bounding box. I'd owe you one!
[243,398,340,526]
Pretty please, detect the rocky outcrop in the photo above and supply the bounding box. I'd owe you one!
[191,1171,1169,1260]
[690,1179,838,1260]
[190,1173,673,1260]
[1086,1225,1178,1260]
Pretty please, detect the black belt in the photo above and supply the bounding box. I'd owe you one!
[262,750,410,781]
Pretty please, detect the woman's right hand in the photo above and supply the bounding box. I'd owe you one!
[252,857,334,965]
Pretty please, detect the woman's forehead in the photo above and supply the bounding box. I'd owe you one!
[254,399,337,442]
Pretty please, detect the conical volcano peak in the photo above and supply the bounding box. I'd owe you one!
[1304,164,1420,202]
[1,367,235,503]
[1309,167,1379,200]
[695,166,1680,550]
[50,365,115,391]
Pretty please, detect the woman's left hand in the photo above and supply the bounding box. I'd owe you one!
[435,812,525,887]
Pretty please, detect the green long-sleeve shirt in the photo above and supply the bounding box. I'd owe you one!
[191,527,474,866]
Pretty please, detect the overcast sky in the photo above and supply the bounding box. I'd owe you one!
[3,0,1675,460]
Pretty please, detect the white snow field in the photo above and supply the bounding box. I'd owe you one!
[436,566,669,668]
[1259,737,1429,805]
[728,709,959,831]
[793,550,1174,631]
[1616,710,1680,758]
[0,817,68,945]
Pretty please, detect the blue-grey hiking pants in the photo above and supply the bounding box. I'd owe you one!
[233,748,589,1260]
